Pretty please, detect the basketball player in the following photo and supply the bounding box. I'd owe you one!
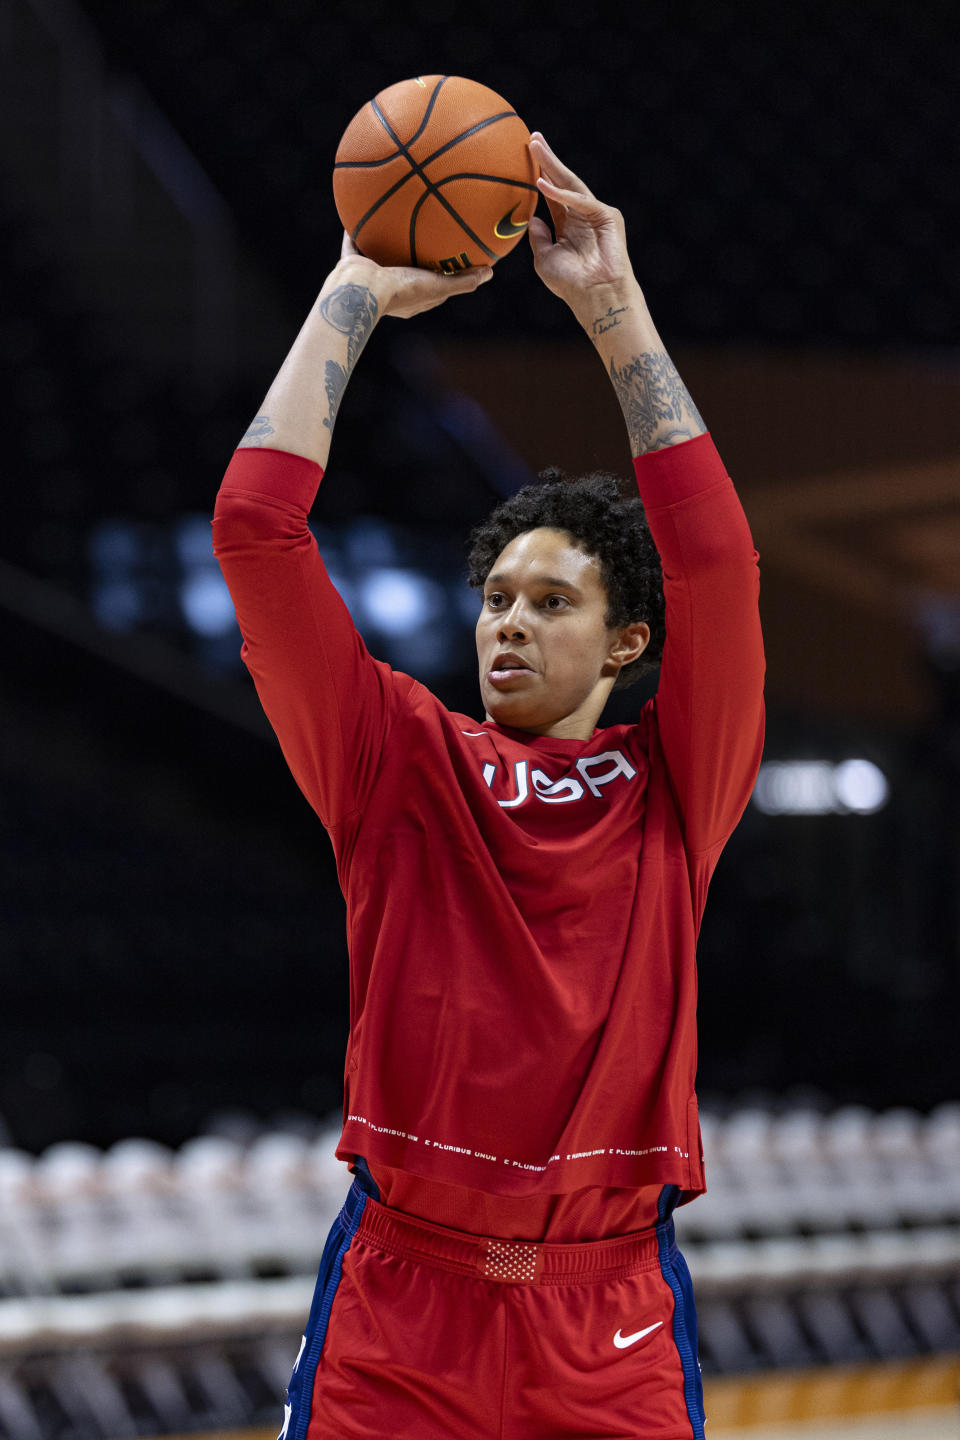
[213,134,764,1439]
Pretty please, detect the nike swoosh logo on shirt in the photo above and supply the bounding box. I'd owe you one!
[613,1321,664,1349]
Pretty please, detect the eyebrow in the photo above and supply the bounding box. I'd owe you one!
[485,573,585,595]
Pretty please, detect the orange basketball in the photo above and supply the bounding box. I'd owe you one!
[333,75,539,273]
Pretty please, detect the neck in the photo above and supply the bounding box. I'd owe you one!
[485,688,612,742]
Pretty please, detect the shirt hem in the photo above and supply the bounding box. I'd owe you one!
[337,1118,705,1200]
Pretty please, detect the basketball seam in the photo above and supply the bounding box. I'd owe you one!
[334,75,450,171]
[413,174,538,256]
[360,93,522,263]
[407,185,497,268]
[349,168,427,248]
[334,113,524,174]
[429,173,538,192]
[416,111,520,167]
[346,138,532,259]
[333,155,408,170]
[372,100,503,264]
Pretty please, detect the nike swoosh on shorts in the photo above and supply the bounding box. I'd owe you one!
[613,1320,664,1349]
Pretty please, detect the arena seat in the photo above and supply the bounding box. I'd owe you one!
[1,1101,958,1439]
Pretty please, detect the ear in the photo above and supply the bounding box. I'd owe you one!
[602,621,650,676]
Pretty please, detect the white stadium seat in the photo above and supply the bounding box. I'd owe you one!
[1,1101,958,1439]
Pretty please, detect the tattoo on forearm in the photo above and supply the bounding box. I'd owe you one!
[318,283,378,431]
[237,414,275,448]
[319,283,379,371]
[323,360,347,433]
[592,304,629,338]
[609,352,707,454]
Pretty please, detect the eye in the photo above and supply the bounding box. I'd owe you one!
[485,591,506,608]
[544,595,570,610]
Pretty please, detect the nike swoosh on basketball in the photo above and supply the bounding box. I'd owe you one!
[494,205,529,239]
[613,1321,664,1349]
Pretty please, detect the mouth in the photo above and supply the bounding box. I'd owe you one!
[487,653,534,686]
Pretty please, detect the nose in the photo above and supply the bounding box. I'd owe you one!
[496,599,528,641]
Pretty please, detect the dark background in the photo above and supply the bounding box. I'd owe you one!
[2,0,958,1152]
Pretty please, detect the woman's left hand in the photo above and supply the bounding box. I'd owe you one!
[527,134,638,312]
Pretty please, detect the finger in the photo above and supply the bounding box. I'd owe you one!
[454,265,494,292]
[540,189,568,236]
[341,230,360,259]
[532,178,569,236]
[428,264,494,292]
[443,268,494,306]
[529,133,594,197]
[400,265,494,312]
[527,215,553,262]
[536,174,610,223]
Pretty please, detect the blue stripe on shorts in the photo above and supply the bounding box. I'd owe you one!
[657,1184,706,1440]
[283,1171,373,1440]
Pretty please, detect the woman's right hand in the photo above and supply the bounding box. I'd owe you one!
[335,231,493,320]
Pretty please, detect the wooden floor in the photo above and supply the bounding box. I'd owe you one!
[706,1355,960,1431]
[711,1414,957,1439]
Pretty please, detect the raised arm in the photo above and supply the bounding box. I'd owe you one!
[236,234,492,466]
[214,244,492,828]
[528,134,705,457]
[529,136,764,856]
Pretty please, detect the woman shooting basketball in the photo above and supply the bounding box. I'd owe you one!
[213,133,765,1440]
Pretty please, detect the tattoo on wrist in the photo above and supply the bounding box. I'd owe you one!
[237,414,274,448]
[323,360,347,433]
[319,283,379,371]
[592,304,629,338]
[609,352,706,453]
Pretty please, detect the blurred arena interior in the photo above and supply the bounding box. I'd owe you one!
[1,0,959,1435]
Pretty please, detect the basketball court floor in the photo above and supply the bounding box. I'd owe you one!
[712,1414,956,1439]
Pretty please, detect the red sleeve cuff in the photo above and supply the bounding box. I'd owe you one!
[632,433,727,509]
[220,447,324,513]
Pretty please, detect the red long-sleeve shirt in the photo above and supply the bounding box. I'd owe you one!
[212,433,764,1210]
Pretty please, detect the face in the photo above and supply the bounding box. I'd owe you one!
[475,527,649,739]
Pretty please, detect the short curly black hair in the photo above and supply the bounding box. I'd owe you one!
[466,467,665,690]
